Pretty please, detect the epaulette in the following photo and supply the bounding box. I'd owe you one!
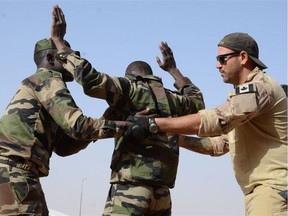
[235,83,256,94]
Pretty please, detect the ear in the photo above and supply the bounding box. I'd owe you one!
[239,51,249,65]
[46,53,55,66]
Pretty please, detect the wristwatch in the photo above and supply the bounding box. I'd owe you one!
[149,118,159,134]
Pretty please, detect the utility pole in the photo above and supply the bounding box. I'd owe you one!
[79,177,87,216]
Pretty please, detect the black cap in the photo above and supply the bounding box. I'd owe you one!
[218,32,267,69]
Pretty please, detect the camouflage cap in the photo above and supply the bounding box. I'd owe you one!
[34,38,57,55]
[218,32,267,69]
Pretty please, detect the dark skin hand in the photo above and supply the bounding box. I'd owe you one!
[52,5,66,41]
[51,5,132,132]
[135,108,158,118]
[156,41,185,81]
[156,41,177,72]
[51,4,73,53]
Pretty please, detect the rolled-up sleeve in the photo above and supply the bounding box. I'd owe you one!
[198,109,222,136]
[198,82,271,137]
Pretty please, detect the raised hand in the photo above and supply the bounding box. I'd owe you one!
[50,5,73,54]
[51,4,66,41]
[156,41,177,73]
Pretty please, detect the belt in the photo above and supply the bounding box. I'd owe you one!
[0,156,38,175]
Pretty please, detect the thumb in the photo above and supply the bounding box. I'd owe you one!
[156,56,162,67]
[135,108,150,117]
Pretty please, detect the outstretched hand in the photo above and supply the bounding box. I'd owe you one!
[156,41,177,73]
[134,108,159,119]
[124,109,158,143]
[51,4,66,41]
[124,116,150,143]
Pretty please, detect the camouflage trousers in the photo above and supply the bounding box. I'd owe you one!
[0,163,48,216]
[102,183,171,216]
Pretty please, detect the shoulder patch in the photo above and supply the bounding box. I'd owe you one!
[235,83,256,94]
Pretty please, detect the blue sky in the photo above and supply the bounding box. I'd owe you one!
[0,0,287,215]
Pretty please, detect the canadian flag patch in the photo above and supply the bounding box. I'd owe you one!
[235,83,256,94]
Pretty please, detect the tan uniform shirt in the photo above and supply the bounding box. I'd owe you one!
[198,67,287,194]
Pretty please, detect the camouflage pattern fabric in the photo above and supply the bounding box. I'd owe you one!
[62,53,204,187]
[102,183,171,216]
[0,163,48,216]
[0,67,124,215]
[0,68,121,177]
[61,53,205,214]
[52,126,90,156]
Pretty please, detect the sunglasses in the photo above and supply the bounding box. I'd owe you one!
[216,52,240,64]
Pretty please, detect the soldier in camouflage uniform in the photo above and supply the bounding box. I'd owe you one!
[129,32,288,216]
[99,57,204,216]
[51,5,205,215]
[0,25,129,216]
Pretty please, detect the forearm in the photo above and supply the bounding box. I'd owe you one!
[168,67,185,81]
[169,69,205,111]
[52,37,74,54]
[179,135,229,156]
[40,79,128,140]
[69,118,129,140]
[53,137,90,157]
[168,68,192,90]
[155,113,201,135]
[58,53,103,96]
[179,136,215,155]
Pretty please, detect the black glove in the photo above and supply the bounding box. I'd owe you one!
[124,116,150,142]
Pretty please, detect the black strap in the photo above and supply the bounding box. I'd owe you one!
[147,79,171,117]
[279,190,288,200]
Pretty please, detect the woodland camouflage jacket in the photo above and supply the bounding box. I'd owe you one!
[0,68,124,176]
[61,53,205,188]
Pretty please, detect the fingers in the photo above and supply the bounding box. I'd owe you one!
[159,41,173,57]
[52,5,60,19]
[135,108,150,116]
[146,113,159,118]
[52,5,66,25]
[52,5,58,21]
[134,109,159,119]
[156,56,162,66]
[57,6,65,24]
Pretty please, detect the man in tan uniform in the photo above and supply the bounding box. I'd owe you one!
[128,32,287,216]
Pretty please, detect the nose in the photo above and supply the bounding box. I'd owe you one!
[216,61,222,69]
